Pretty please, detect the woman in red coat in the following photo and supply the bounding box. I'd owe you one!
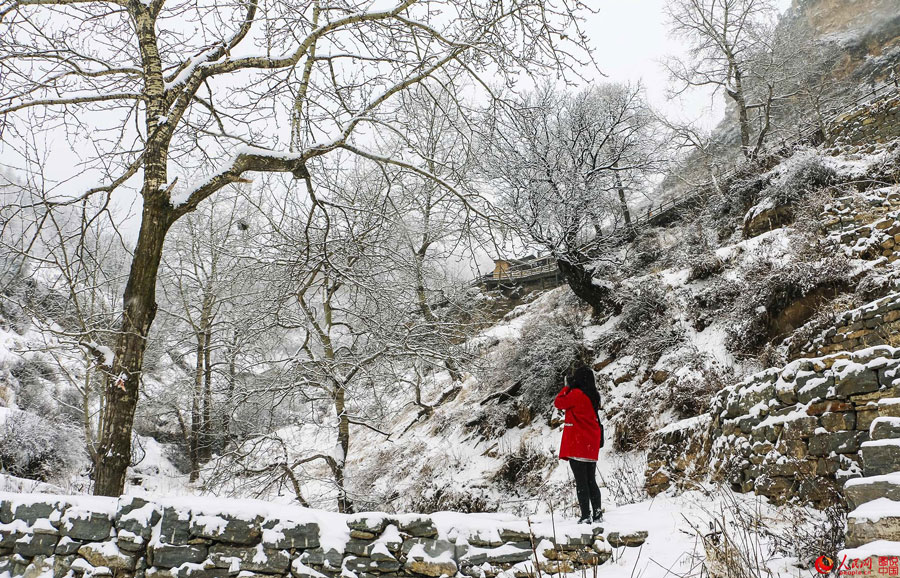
[554,364,603,524]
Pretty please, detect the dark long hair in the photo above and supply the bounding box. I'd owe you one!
[568,364,601,415]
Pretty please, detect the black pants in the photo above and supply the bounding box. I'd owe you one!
[569,460,601,519]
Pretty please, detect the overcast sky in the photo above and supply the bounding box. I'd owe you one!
[584,0,793,130]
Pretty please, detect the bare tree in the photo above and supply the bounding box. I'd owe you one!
[665,0,780,159]
[483,83,663,314]
[0,0,592,495]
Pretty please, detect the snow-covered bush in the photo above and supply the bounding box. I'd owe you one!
[487,313,585,418]
[664,359,732,419]
[726,169,770,212]
[726,253,851,355]
[764,151,836,206]
[490,441,553,494]
[612,402,654,452]
[614,280,683,363]
[600,452,648,506]
[0,410,84,482]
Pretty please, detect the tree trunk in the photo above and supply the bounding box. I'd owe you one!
[333,383,353,513]
[93,202,172,496]
[614,167,632,230]
[189,327,204,482]
[728,68,752,158]
[201,324,213,460]
[556,256,619,317]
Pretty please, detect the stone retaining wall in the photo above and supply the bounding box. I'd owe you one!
[0,493,639,578]
[645,346,900,505]
[828,91,900,147]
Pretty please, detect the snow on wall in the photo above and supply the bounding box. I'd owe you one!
[0,492,629,578]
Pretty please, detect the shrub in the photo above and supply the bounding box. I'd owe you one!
[0,410,84,482]
[487,314,585,418]
[613,403,654,452]
[665,361,732,419]
[491,441,553,492]
[726,253,852,354]
[765,151,837,206]
[614,280,683,364]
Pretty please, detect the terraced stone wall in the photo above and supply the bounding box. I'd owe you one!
[0,493,628,578]
[829,91,900,147]
[646,346,900,505]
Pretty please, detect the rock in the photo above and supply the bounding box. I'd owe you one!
[11,502,61,526]
[350,529,377,539]
[406,558,458,577]
[781,416,818,438]
[117,529,146,552]
[861,441,900,476]
[190,514,261,545]
[299,547,343,570]
[158,507,192,546]
[261,520,320,549]
[606,531,647,548]
[14,533,58,558]
[871,417,900,440]
[348,555,402,574]
[858,409,879,431]
[846,506,900,548]
[207,544,290,574]
[806,400,851,415]
[0,522,25,550]
[347,513,393,535]
[846,478,900,510]
[118,503,161,540]
[401,537,455,558]
[833,365,879,397]
[291,558,327,578]
[346,538,377,557]
[796,375,833,404]
[78,542,136,572]
[398,516,437,538]
[820,411,856,432]
[809,431,864,456]
[61,509,113,542]
[150,543,209,568]
[483,546,532,564]
[55,536,82,556]
[498,528,530,542]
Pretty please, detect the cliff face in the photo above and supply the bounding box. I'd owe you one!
[789,0,900,81]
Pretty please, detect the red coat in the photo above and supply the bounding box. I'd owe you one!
[554,387,602,461]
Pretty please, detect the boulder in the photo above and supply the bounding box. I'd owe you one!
[261,520,320,550]
[190,514,261,545]
[61,509,113,542]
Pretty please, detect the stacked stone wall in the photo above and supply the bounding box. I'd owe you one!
[828,91,900,147]
[0,494,644,578]
[646,346,900,505]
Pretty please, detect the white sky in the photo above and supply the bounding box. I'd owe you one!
[582,0,793,130]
